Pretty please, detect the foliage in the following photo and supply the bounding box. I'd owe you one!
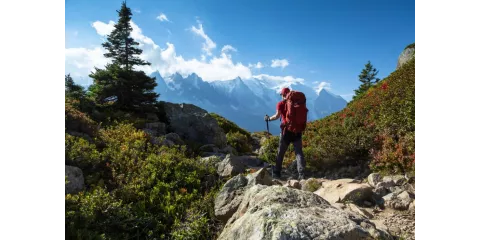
[305,180,322,192]
[102,1,149,70]
[65,97,98,136]
[353,61,380,100]
[259,136,280,165]
[65,74,86,100]
[88,1,158,112]
[210,113,252,140]
[299,57,415,174]
[66,123,222,239]
[226,131,252,154]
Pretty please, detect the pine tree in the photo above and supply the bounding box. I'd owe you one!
[89,1,158,111]
[65,74,85,100]
[352,61,380,100]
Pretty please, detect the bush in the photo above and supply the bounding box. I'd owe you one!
[66,97,98,136]
[227,131,252,154]
[66,123,222,239]
[259,136,280,165]
[210,113,251,139]
[300,57,415,174]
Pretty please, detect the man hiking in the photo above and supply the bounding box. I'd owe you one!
[264,87,308,180]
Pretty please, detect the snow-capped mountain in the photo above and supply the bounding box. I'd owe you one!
[150,72,347,134]
[314,89,348,118]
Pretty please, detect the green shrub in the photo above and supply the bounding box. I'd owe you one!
[227,131,252,154]
[259,136,280,165]
[301,57,415,174]
[65,97,98,136]
[66,122,222,239]
[210,113,252,141]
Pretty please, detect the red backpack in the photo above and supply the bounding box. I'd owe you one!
[284,91,308,134]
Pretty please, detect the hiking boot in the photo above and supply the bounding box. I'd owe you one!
[272,172,282,179]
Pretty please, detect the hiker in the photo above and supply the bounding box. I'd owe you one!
[264,87,308,180]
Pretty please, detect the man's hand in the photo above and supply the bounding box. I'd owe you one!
[264,115,270,121]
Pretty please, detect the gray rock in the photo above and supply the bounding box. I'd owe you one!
[383,175,407,186]
[217,154,247,177]
[367,173,382,187]
[382,191,414,211]
[396,45,415,69]
[65,165,84,194]
[218,185,390,240]
[144,122,166,136]
[200,155,224,168]
[199,144,220,153]
[246,168,273,186]
[161,101,227,147]
[314,179,373,205]
[284,179,301,189]
[235,155,263,167]
[220,145,237,155]
[214,174,249,223]
[165,132,183,145]
[200,152,227,159]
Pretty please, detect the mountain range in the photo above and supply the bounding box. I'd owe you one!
[151,71,347,135]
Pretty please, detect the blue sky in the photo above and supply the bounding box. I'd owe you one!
[65,0,415,101]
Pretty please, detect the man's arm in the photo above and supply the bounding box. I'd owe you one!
[268,110,281,121]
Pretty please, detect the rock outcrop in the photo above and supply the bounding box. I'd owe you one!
[161,101,227,148]
[215,169,391,240]
[396,43,415,69]
[218,185,389,240]
[65,165,84,194]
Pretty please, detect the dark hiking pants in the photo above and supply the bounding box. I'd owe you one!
[274,131,305,176]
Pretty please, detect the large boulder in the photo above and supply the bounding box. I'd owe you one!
[165,132,183,145]
[65,165,84,194]
[214,174,249,223]
[219,185,390,240]
[396,44,415,69]
[314,179,373,205]
[161,101,227,148]
[215,168,274,223]
[217,154,247,178]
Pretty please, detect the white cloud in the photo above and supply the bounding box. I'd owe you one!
[67,20,250,82]
[253,74,304,84]
[248,62,264,69]
[66,20,313,88]
[191,22,216,56]
[73,31,78,37]
[221,45,237,53]
[134,9,141,14]
[156,13,170,22]
[271,59,289,69]
[92,20,115,35]
[310,70,316,73]
[65,47,110,83]
[314,81,332,94]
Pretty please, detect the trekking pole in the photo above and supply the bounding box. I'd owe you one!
[265,114,270,136]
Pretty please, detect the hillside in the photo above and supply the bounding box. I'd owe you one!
[279,50,415,176]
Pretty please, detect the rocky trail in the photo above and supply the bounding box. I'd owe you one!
[206,152,415,240]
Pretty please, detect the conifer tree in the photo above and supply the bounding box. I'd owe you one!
[89,1,158,111]
[65,74,85,100]
[353,61,380,100]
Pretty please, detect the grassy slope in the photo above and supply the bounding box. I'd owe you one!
[283,58,415,174]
